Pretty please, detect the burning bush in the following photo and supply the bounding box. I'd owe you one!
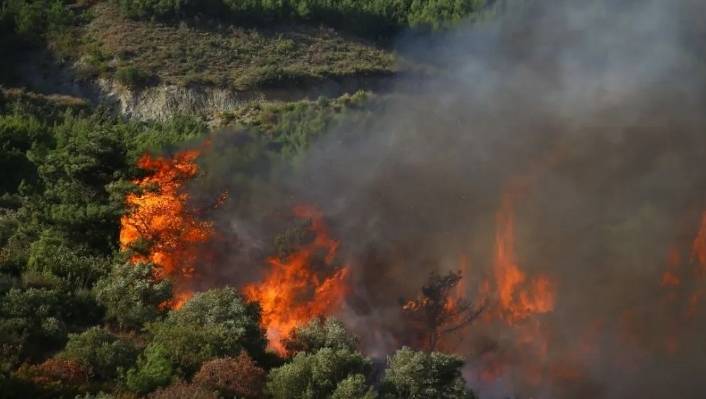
[402,271,484,351]
[245,205,350,355]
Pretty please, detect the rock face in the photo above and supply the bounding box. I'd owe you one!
[98,80,242,121]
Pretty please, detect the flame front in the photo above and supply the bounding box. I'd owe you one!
[493,195,555,323]
[119,150,213,307]
[245,205,349,355]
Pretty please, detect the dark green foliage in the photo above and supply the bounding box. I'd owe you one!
[60,327,138,380]
[380,347,476,399]
[27,229,111,289]
[0,0,77,45]
[93,262,172,330]
[284,318,358,355]
[143,288,267,375]
[115,0,487,39]
[0,287,67,370]
[266,347,373,399]
[0,112,48,195]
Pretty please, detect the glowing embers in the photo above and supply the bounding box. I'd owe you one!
[120,150,213,308]
[244,205,349,355]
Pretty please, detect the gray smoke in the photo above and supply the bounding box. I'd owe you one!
[194,1,706,397]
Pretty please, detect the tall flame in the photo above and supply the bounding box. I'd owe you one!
[119,150,213,307]
[493,195,555,323]
[244,205,349,355]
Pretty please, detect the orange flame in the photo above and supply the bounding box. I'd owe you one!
[119,150,213,307]
[493,195,555,324]
[244,205,349,355]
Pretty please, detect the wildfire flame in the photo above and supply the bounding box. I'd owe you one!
[244,205,349,355]
[493,194,555,323]
[119,150,213,307]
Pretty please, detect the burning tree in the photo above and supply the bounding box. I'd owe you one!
[403,270,485,351]
[119,149,214,308]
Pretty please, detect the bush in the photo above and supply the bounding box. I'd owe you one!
[193,353,265,399]
[115,66,152,89]
[93,262,172,330]
[115,0,488,39]
[145,287,267,374]
[12,358,89,398]
[332,374,377,399]
[266,347,373,399]
[60,327,137,380]
[27,229,110,289]
[0,288,67,368]
[125,343,174,394]
[380,347,475,399]
[14,358,89,386]
[148,381,218,399]
[283,318,358,355]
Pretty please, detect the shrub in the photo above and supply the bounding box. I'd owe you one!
[145,287,267,374]
[332,374,377,399]
[193,353,266,399]
[380,347,476,399]
[93,262,172,330]
[113,0,488,39]
[148,381,218,399]
[15,358,89,386]
[283,318,358,355]
[266,347,373,399]
[0,288,67,368]
[115,66,152,89]
[125,343,174,394]
[60,327,137,380]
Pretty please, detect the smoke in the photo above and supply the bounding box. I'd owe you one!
[190,0,706,397]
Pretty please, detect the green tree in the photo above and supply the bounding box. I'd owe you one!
[283,317,358,355]
[0,287,66,370]
[266,347,373,399]
[93,262,172,330]
[331,374,378,399]
[60,327,137,380]
[145,287,267,375]
[380,347,475,399]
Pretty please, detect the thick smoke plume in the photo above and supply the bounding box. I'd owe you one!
[186,1,706,397]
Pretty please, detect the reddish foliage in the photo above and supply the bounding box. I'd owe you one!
[193,353,266,399]
[149,381,218,399]
[17,358,90,386]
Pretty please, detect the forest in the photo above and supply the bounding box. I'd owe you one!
[3,0,706,398]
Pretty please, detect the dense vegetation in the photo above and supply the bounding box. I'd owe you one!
[0,89,481,397]
[0,0,487,396]
[117,0,489,39]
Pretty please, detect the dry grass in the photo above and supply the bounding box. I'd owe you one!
[83,3,399,91]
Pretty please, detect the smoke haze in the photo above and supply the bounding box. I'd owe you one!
[190,1,706,397]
